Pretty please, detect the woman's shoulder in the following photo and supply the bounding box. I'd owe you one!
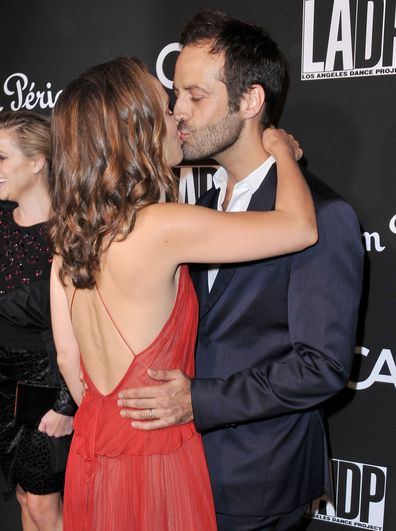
[138,201,200,222]
[139,201,187,216]
[135,202,193,231]
[111,203,192,265]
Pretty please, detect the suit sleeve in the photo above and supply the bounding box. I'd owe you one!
[191,199,364,432]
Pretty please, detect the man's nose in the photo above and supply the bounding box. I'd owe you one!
[173,95,188,123]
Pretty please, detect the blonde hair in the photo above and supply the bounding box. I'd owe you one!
[0,110,51,166]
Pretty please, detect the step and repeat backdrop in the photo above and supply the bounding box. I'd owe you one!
[1,1,395,530]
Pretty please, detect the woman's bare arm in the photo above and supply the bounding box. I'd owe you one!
[143,128,317,266]
[50,260,83,406]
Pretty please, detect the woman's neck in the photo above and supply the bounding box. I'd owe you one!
[13,187,51,226]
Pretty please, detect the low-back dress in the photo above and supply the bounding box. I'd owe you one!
[63,265,217,531]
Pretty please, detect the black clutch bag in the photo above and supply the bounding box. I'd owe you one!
[15,381,73,473]
[46,434,73,473]
[14,380,59,426]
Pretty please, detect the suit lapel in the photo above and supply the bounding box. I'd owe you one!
[195,163,278,320]
[246,163,277,212]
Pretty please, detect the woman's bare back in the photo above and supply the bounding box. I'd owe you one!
[64,216,181,395]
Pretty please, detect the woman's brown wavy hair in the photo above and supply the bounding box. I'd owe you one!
[48,57,178,289]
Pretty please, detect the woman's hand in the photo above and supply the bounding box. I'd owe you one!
[263,127,303,162]
[38,409,74,437]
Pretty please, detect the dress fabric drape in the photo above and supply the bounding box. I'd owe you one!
[63,265,217,531]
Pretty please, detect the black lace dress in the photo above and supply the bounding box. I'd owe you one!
[0,203,76,495]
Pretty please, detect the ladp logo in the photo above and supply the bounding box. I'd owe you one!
[307,459,387,529]
[174,165,218,204]
[302,0,396,79]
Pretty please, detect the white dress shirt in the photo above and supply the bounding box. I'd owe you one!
[208,156,275,291]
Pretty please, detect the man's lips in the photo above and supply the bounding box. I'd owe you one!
[178,130,189,143]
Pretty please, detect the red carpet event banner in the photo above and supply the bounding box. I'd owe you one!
[302,0,396,79]
[1,1,395,530]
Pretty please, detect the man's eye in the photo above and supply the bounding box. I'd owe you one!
[191,96,203,102]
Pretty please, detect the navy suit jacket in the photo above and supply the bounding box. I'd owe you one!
[190,165,364,517]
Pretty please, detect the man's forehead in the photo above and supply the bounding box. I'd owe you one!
[178,42,224,64]
[175,44,225,83]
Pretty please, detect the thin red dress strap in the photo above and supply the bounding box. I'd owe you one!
[70,288,78,321]
[95,285,136,356]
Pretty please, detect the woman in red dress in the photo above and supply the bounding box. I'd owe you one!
[48,57,316,530]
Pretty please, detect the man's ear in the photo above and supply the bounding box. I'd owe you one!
[32,154,46,175]
[240,84,265,119]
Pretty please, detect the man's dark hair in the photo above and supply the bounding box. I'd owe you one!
[180,9,286,127]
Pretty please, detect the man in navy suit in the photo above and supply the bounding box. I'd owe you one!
[118,10,363,530]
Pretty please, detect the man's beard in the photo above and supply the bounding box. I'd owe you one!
[179,111,244,160]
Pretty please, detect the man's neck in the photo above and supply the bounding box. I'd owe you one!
[215,129,271,196]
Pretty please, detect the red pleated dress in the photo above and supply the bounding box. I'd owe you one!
[63,266,217,530]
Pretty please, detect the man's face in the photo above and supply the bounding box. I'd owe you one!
[173,43,244,161]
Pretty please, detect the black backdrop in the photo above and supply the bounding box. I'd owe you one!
[1,1,395,530]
